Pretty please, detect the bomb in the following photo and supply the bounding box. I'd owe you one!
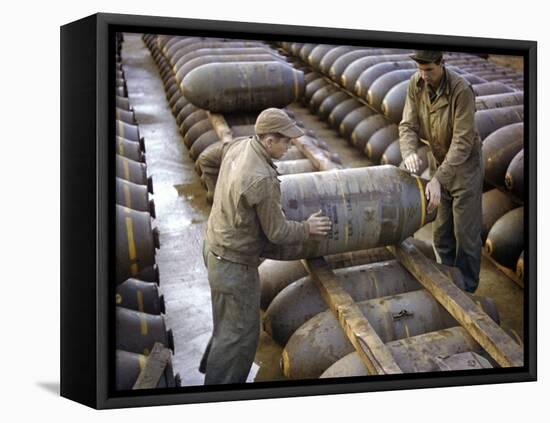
[482,123,523,189]
[116,278,165,315]
[481,189,517,243]
[505,149,524,200]
[262,166,436,260]
[328,98,363,129]
[365,124,399,163]
[282,289,498,379]
[475,105,524,140]
[116,177,155,216]
[182,62,305,113]
[116,307,174,355]
[365,69,416,111]
[320,327,489,377]
[116,136,145,163]
[485,207,524,269]
[475,92,524,110]
[116,350,180,390]
[116,205,159,284]
[350,114,391,152]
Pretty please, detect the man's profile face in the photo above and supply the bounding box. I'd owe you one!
[268,135,292,159]
[417,62,444,87]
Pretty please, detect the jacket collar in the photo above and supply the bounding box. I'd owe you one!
[251,135,278,172]
[415,67,455,110]
[415,66,451,95]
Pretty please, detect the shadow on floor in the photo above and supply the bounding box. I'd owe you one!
[36,381,60,396]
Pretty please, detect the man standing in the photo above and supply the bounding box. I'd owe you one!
[399,50,483,293]
[199,108,332,384]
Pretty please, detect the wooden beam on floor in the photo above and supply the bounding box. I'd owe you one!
[388,239,524,368]
[132,342,172,390]
[302,257,402,375]
[292,136,342,171]
[483,250,524,288]
[207,112,233,143]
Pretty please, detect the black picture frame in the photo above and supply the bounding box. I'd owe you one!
[60,12,537,409]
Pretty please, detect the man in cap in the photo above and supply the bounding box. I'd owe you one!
[399,50,483,293]
[199,107,332,384]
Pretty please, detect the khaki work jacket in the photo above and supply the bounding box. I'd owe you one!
[399,67,481,189]
[204,136,309,266]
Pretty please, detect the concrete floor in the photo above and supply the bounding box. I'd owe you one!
[121,33,524,386]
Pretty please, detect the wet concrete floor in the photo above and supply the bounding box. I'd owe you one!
[121,33,523,386]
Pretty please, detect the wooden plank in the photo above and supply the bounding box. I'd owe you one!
[292,136,342,171]
[207,112,233,143]
[388,239,524,368]
[132,342,172,390]
[302,257,402,375]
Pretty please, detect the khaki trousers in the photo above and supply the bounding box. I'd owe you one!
[428,147,483,292]
[200,241,261,384]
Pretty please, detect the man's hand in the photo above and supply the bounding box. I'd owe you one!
[404,153,422,174]
[306,210,332,236]
[425,177,441,213]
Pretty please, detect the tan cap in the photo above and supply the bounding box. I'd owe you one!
[254,108,304,138]
[410,50,443,64]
